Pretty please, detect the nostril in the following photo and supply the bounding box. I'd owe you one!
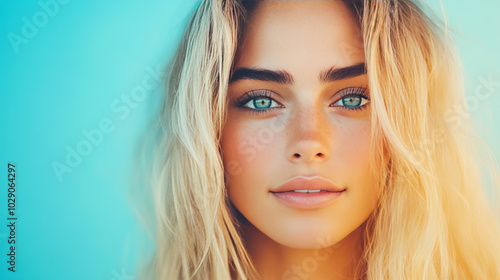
[317,153,324,157]
[293,153,301,158]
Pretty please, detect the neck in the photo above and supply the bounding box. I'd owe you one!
[241,221,366,280]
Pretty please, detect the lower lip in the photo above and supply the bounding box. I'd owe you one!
[270,191,344,209]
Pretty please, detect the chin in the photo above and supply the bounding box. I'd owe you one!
[266,223,345,250]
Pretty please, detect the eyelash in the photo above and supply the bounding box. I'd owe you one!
[331,87,370,111]
[235,90,284,114]
[235,87,370,114]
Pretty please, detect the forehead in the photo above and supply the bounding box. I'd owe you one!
[234,1,364,73]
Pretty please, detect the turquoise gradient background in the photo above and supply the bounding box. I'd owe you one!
[0,0,499,279]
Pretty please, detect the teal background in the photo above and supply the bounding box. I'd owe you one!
[0,0,499,279]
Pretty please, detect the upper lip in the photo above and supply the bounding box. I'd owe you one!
[270,176,346,193]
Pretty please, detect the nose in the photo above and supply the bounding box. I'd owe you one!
[290,147,327,163]
[286,106,330,164]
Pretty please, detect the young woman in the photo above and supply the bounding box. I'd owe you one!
[140,0,500,279]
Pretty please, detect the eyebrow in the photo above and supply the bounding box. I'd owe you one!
[229,68,294,84]
[229,63,366,85]
[319,63,366,83]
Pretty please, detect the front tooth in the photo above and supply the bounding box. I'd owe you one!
[308,190,321,193]
[294,190,321,193]
[294,190,309,193]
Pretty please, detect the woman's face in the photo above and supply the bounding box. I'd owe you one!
[221,1,380,249]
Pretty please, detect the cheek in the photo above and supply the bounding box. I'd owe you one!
[332,118,379,203]
[220,118,284,196]
[331,118,372,178]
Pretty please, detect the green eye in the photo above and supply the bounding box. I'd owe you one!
[244,97,281,110]
[253,98,271,109]
[330,87,370,111]
[341,96,363,107]
[332,95,369,109]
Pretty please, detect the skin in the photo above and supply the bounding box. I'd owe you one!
[220,1,381,279]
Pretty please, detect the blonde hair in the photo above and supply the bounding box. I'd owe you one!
[137,0,500,279]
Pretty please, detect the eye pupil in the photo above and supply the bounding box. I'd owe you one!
[344,96,361,107]
[253,98,271,109]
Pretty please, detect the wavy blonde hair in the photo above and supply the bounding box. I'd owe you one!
[137,0,500,279]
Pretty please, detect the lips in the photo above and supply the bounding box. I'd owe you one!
[269,176,345,209]
[269,176,346,193]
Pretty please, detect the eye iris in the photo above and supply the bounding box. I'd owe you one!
[343,96,361,107]
[253,98,271,109]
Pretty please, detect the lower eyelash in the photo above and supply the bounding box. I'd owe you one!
[237,99,279,115]
[243,107,273,115]
[342,102,369,111]
[334,88,370,111]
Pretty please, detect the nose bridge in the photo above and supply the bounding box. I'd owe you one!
[286,102,330,163]
[296,104,325,136]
